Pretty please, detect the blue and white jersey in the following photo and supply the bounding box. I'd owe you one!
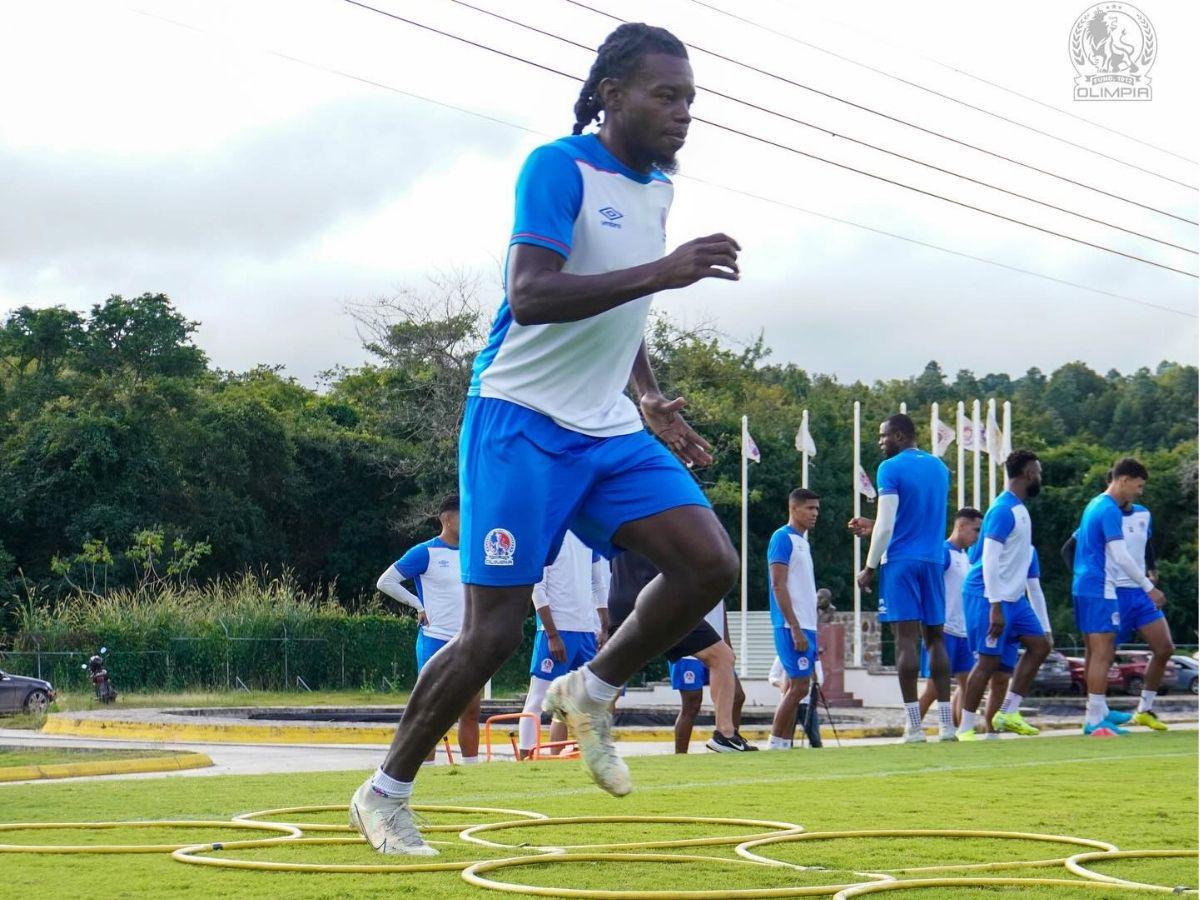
[963,491,1032,602]
[393,537,464,641]
[942,540,970,637]
[876,448,950,564]
[470,134,674,437]
[767,525,818,631]
[532,531,608,633]
[1113,504,1152,589]
[1073,493,1125,599]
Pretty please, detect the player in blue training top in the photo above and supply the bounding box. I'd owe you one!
[853,414,953,743]
[352,23,742,856]
[1071,456,1167,737]
[956,450,1051,741]
[374,495,480,764]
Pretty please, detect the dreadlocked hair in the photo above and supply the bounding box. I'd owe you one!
[572,23,687,135]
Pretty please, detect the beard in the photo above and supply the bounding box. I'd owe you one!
[651,149,680,175]
[1026,481,1042,498]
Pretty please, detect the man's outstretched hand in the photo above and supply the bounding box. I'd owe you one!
[641,393,713,469]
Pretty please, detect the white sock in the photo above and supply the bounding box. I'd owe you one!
[1001,692,1023,714]
[459,756,478,765]
[767,736,793,750]
[1086,693,1109,727]
[937,702,955,732]
[1137,690,1156,713]
[370,767,413,799]
[519,677,551,750]
[958,710,977,733]
[904,701,922,731]
[582,665,621,705]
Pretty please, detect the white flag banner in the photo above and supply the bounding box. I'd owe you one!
[984,404,1004,458]
[743,428,761,463]
[796,421,817,457]
[933,417,955,457]
[958,410,979,451]
[1000,418,1012,458]
[856,465,877,500]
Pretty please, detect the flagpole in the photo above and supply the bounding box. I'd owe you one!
[987,398,997,505]
[956,401,965,510]
[852,400,862,668]
[739,415,749,680]
[801,409,809,489]
[972,399,981,510]
[1003,400,1012,458]
[929,402,938,454]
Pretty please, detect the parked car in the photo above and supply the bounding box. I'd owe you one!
[1029,651,1073,695]
[1113,651,1178,696]
[1170,655,1199,695]
[0,670,56,714]
[1065,656,1122,695]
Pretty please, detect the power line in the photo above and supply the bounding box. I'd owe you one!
[803,1,1200,167]
[443,0,1196,256]
[559,0,1198,226]
[344,0,1197,278]
[683,0,1200,187]
[130,7,1198,319]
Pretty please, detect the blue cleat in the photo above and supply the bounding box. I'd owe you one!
[1104,709,1133,726]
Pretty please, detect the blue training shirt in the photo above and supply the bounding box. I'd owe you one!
[1073,493,1125,599]
[394,537,464,640]
[876,448,950,564]
[963,490,1033,602]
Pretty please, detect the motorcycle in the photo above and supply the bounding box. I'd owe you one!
[81,647,118,704]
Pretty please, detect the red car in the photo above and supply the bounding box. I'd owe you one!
[1113,651,1177,696]
[1066,656,1121,695]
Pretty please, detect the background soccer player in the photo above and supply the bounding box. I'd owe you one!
[669,601,751,753]
[854,414,953,743]
[957,451,1050,741]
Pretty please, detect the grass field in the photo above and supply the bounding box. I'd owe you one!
[0,747,179,768]
[0,732,1195,899]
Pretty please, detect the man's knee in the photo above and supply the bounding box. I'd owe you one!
[680,692,703,717]
[697,640,735,670]
[687,542,739,595]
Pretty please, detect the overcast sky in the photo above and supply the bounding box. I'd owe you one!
[2,0,1196,386]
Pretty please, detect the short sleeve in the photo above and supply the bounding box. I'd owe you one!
[394,544,430,579]
[943,546,952,572]
[982,505,1015,543]
[1027,548,1040,578]
[876,458,898,496]
[767,530,793,566]
[509,145,583,259]
[1100,504,1124,542]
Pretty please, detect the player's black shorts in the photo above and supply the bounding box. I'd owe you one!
[608,551,722,663]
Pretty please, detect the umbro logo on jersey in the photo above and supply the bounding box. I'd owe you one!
[598,206,623,228]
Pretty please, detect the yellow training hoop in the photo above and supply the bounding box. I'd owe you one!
[1065,848,1199,893]
[459,815,805,852]
[232,803,548,833]
[0,819,300,854]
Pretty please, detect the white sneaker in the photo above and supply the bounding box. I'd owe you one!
[901,725,927,744]
[349,778,438,856]
[939,726,958,742]
[543,669,632,797]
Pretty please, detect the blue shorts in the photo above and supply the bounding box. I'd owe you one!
[1073,594,1121,636]
[529,630,597,681]
[415,630,450,673]
[459,397,710,585]
[878,559,945,626]
[965,592,1045,668]
[919,632,975,677]
[1116,587,1164,644]
[669,657,709,691]
[773,627,818,680]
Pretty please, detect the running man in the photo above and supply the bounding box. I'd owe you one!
[766,488,823,751]
[374,495,480,765]
[670,601,751,753]
[917,507,983,726]
[956,451,1051,741]
[518,531,611,759]
[852,414,953,743]
[1071,457,1168,736]
[352,24,742,855]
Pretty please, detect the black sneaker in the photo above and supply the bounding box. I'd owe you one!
[706,731,753,752]
[733,730,759,750]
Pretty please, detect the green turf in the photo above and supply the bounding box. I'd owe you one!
[0,747,179,768]
[0,732,1194,899]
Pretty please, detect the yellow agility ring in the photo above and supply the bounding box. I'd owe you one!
[172,835,562,873]
[0,819,300,854]
[461,851,894,898]
[830,875,1185,897]
[459,815,805,852]
[1065,848,1199,893]
[736,828,1117,874]
[232,803,548,833]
